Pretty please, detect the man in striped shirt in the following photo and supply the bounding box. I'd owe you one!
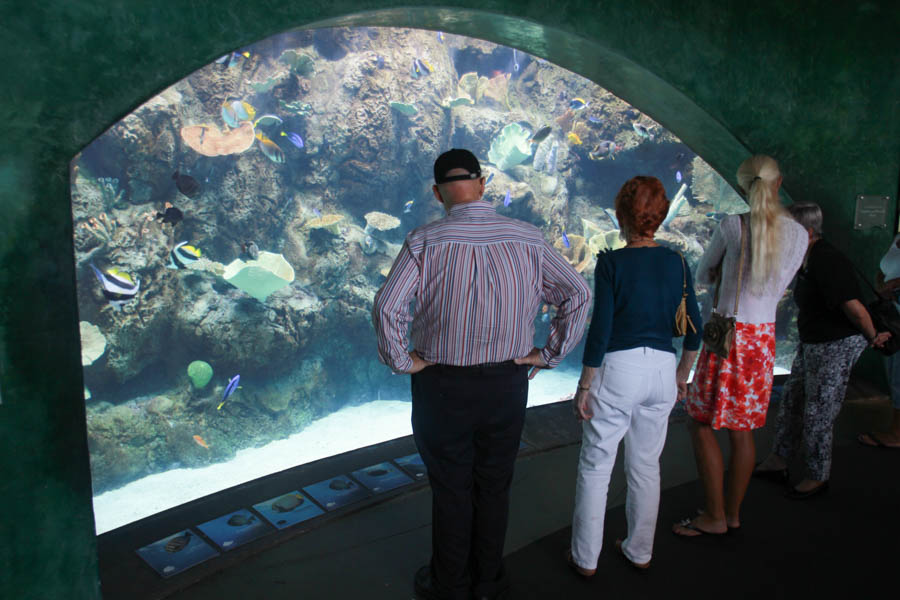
[372,149,591,600]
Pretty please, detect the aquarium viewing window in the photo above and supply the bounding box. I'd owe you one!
[70,26,799,534]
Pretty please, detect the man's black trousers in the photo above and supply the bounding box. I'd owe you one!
[411,361,529,600]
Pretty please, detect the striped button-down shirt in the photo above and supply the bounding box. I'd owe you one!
[372,201,592,373]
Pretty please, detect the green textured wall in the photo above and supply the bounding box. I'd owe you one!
[1,1,897,597]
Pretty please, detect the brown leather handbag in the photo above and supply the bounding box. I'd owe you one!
[702,215,747,359]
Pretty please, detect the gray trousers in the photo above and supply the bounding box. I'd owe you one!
[773,335,867,481]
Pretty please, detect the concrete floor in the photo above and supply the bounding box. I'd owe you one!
[103,378,895,600]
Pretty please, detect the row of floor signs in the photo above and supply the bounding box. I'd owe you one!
[136,443,523,578]
[137,452,427,577]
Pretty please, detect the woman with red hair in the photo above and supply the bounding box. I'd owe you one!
[567,176,702,575]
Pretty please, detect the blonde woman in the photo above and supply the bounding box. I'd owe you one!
[673,155,807,536]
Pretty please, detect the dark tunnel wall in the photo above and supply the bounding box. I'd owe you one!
[1,1,898,597]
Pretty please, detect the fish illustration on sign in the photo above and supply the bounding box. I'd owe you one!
[271,494,305,513]
[226,514,257,527]
[164,531,193,553]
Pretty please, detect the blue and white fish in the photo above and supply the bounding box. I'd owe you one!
[587,115,602,124]
[167,241,202,270]
[281,131,304,149]
[436,32,444,43]
[569,97,589,110]
[632,122,654,140]
[504,189,511,207]
[485,172,494,185]
[676,170,683,183]
[216,51,250,68]
[541,312,550,323]
[513,49,519,72]
[218,374,241,410]
[404,199,415,213]
[89,263,140,309]
[562,231,571,248]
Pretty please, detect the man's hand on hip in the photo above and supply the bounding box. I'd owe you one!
[513,347,549,379]
[406,350,435,374]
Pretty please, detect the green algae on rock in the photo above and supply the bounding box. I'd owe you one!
[187,361,213,389]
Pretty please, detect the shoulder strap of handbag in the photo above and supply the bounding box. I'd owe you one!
[711,213,748,316]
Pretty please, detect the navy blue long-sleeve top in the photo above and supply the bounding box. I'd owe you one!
[582,246,702,367]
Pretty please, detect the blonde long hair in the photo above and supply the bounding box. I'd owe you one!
[736,155,788,294]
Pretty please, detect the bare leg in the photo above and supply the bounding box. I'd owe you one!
[673,419,728,535]
[723,430,755,528]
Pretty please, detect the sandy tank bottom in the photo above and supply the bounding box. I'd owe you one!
[92,369,583,534]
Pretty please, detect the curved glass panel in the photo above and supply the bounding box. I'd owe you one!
[70,26,798,533]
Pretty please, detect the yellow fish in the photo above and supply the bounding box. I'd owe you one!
[107,267,135,284]
[567,132,583,145]
[255,132,285,164]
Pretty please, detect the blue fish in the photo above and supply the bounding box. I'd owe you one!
[404,199,414,213]
[541,313,550,323]
[218,375,240,410]
[411,60,420,79]
[313,208,322,218]
[562,231,571,248]
[676,170,683,183]
[603,208,619,228]
[569,97,588,110]
[436,32,444,43]
[513,49,519,72]
[504,189,511,207]
[485,172,494,185]
[587,115,602,124]
[281,131,304,149]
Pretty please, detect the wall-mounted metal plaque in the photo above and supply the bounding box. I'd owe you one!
[854,195,891,230]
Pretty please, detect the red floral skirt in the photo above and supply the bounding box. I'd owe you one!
[685,322,776,431]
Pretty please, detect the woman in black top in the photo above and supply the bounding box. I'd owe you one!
[753,203,890,498]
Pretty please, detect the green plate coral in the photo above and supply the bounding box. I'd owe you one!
[487,123,533,171]
[187,360,213,389]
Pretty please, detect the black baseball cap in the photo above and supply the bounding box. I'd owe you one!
[434,148,482,184]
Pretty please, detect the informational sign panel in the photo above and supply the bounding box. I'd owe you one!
[854,195,891,230]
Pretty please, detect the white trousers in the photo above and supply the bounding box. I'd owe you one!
[571,347,677,568]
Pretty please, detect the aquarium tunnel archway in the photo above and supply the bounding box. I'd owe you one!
[4,2,899,599]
